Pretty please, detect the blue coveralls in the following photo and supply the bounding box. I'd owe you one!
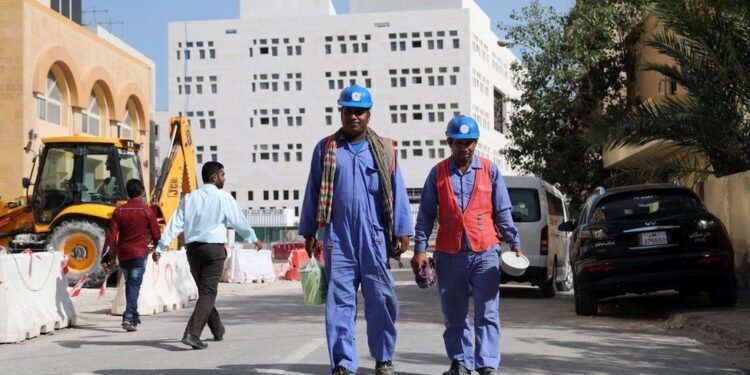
[414,155,520,371]
[299,134,414,373]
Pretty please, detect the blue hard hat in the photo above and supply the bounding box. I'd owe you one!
[338,84,373,108]
[445,115,480,139]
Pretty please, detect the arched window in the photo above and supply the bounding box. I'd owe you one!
[37,72,62,125]
[81,92,101,136]
[120,109,133,138]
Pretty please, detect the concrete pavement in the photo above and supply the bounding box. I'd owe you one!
[663,287,750,350]
[1,268,749,374]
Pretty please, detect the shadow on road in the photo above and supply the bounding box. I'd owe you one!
[56,338,189,352]
[93,364,426,375]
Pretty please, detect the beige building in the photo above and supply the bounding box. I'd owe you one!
[603,14,689,170]
[0,0,152,199]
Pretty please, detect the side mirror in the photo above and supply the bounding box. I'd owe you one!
[558,221,576,232]
[22,178,32,189]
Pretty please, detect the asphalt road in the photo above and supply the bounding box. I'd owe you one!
[1,268,749,375]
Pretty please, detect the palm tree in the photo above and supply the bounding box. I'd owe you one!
[589,0,750,183]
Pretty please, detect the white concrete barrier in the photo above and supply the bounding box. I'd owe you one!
[223,246,276,283]
[110,249,198,316]
[0,251,76,343]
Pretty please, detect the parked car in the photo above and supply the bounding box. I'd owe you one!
[559,183,738,316]
[501,176,573,297]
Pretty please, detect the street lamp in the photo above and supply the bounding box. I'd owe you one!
[497,39,537,51]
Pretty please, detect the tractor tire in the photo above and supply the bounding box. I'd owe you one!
[48,220,106,288]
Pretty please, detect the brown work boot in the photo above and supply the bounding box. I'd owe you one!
[121,321,137,332]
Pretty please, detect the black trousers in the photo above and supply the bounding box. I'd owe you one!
[185,242,226,338]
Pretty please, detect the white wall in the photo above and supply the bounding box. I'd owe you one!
[168,0,521,224]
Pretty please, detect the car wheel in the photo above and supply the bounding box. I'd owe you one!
[556,260,574,292]
[708,274,738,307]
[574,282,598,316]
[541,260,557,298]
[677,286,700,298]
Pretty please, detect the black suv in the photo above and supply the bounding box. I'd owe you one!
[559,183,737,316]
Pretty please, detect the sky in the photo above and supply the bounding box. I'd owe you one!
[83,0,573,110]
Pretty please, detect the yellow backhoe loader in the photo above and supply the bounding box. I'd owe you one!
[0,116,196,287]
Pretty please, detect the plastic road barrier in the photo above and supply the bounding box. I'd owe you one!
[223,246,276,283]
[0,251,76,343]
[110,249,198,316]
[284,249,310,281]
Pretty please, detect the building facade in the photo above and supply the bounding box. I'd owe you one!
[0,0,153,199]
[161,0,520,226]
[603,14,689,169]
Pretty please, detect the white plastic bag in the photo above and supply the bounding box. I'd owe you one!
[300,257,327,306]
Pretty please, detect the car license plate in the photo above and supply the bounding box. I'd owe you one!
[639,231,668,246]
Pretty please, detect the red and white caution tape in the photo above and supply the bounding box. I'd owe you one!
[21,249,42,277]
[69,274,87,298]
[60,255,69,276]
[98,273,110,299]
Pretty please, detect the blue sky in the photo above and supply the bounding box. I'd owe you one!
[83,0,572,110]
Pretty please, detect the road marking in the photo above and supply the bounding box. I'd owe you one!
[252,337,326,374]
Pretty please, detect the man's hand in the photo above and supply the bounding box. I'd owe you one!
[305,236,320,258]
[511,245,525,257]
[152,251,161,264]
[254,240,263,251]
[410,251,428,276]
[392,236,410,256]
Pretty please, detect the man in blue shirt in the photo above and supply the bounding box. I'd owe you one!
[412,116,523,375]
[299,85,414,375]
[158,161,262,350]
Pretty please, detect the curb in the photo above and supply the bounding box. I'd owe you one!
[667,312,750,350]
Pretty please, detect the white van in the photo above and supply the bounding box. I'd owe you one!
[501,176,573,297]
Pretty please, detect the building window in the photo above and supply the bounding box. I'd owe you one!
[248,191,254,200]
[81,92,101,136]
[37,72,62,124]
[120,109,133,138]
[494,88,506,133]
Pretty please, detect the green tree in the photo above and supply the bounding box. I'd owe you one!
[501,0,648,210]
[589,0,750,181]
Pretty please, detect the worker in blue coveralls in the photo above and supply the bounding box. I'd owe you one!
[299,84,414,375]
[411,115,523,375]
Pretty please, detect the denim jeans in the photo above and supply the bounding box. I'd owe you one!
[120,255,147,326]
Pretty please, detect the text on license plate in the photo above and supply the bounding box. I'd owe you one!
[639,231,668,246]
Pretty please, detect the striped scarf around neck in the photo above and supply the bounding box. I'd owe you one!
[317,128,395,246]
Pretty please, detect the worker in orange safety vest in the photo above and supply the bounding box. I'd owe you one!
[411,115,524,375]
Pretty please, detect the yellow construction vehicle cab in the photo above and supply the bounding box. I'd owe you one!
[0,116,196,287]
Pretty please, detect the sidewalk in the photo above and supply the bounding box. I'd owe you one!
[665,288,750,350]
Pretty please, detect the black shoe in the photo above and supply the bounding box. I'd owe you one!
[332,365,354,375]
[443,361,470,375]
[375,360,395,375]
[213,327,225,341]
[477,368,497,375]
[181,334,208,349]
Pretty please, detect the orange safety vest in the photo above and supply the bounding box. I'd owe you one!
[435,157,498,253]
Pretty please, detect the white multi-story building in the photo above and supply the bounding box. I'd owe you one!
[160,0,520,227]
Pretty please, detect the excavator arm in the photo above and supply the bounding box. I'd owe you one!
[150,116,198,229]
